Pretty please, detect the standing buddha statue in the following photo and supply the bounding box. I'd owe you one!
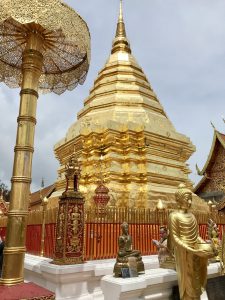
[169,184,216,300]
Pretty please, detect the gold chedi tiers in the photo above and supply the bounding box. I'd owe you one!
[54,1,207,211]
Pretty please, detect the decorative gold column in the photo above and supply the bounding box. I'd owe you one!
[1,34,43,285]
[53,157,85,265]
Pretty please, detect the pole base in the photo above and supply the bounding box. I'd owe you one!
[0,282,55,299]
[0,277,23,286]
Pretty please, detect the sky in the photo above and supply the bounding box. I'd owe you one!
[0,0,224,192]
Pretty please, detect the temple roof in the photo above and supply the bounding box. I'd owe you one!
[196,129,225,176]
[30,184,55,208]
[194,126,225,194]
[216,198,225,211]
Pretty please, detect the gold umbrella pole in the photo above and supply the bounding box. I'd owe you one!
[1,32,43,285]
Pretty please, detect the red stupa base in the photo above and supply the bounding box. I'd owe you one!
[0,282,55,300]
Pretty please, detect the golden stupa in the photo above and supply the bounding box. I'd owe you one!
[53,1,208,211]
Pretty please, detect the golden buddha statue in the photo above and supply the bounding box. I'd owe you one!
[113,222,145,277]
[169,184,216,300]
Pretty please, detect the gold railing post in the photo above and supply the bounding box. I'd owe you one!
[156,199,166,226]
[1,33,43,285]
[40,197,48,257]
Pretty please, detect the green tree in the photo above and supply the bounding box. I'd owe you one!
[0,181,10,202]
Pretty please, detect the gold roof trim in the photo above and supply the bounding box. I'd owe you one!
[193,175,207,193]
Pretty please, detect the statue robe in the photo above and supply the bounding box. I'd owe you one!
[169,212,207,300]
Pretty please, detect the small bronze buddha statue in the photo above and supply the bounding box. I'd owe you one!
[113,222,145,277]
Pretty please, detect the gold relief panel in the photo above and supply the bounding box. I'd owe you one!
[54,205,65,258]
[117,191,129,208]
[66,205,83,255]
[53,199,85,265]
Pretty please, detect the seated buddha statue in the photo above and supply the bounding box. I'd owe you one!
[169,184,216,300]
[113,222,145,277]
[152,226,175,269]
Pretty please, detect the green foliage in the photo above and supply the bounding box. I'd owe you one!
[0,180,10,202]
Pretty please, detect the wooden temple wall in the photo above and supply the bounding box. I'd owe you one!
[0,208,224,260]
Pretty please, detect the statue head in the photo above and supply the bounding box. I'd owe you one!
[121,222,129,235]
[175,183,192,210]
[159,226,168,240]
[208,218,219,239]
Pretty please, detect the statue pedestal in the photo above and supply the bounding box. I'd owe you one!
[101,263,221,300]
[24,254,158,300]
[101,269,177,300]
[24,254,220,300]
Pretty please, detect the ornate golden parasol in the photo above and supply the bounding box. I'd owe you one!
[0,0,90,285]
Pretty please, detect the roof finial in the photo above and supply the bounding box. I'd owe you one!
[210,121,215,130]
[41,177,44,188]
[111,0,131,54]
[195,164,201,175]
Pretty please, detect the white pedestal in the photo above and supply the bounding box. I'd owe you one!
[24,254,221,300]
[101,269,176,300]
[101,263,221,300]
[24,254,159,300]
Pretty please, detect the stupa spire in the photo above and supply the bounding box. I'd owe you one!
[55,0,198,213]
[112,0,131,54]
[117,0,125,36]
